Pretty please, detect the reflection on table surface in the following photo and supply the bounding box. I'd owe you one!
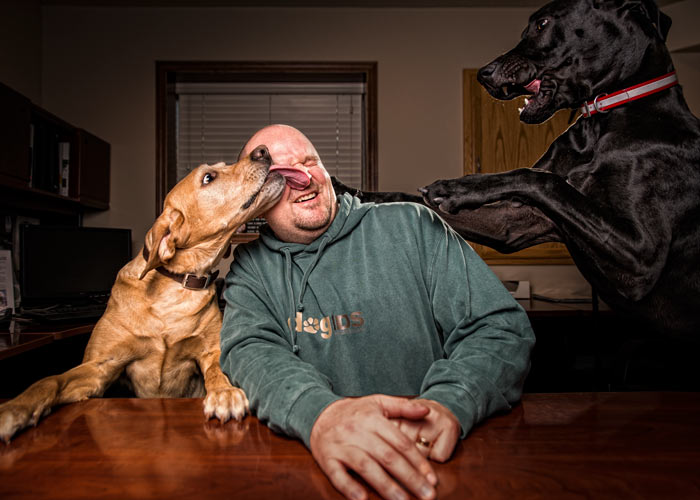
[1,393,699,499]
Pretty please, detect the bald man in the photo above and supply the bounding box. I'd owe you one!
[220,124,534,500]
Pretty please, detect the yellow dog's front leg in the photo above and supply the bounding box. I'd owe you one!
[200,348,249,422]
[0,357,124,443]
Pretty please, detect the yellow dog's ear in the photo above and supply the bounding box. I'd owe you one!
[139,208,185,280]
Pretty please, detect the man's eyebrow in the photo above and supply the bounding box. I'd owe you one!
[303,155,320,164]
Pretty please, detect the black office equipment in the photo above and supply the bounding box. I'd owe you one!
[19,224,132,321]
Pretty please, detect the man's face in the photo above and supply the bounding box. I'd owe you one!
[241,125,337,244]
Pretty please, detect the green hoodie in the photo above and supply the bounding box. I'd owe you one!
[220,193,535,447]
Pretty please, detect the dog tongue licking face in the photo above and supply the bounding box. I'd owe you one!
[269,164,312,190]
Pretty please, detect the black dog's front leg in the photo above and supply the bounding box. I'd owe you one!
[438,202,562,253]
[424,168,668,302]
[421,169,554,214]
[332,175,562,253]
[331,176,425,204]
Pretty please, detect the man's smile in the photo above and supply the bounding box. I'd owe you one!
[294,192,318,203]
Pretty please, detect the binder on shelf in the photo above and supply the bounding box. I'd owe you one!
[28,123,34,188]
[59,141,70,196]
[49,132,60,193]
[29,117,67,195]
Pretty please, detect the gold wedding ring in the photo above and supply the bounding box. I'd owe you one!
[417,436,431,448]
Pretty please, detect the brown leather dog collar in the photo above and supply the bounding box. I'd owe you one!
[142,247,218,290]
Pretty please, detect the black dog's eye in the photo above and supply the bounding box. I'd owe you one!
[202,172,217,185]
[536,18,549,31]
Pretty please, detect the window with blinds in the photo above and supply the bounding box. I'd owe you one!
[175,82,365,188]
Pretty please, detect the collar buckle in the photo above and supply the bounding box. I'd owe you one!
[182,271,218,290]
[593,93,610,114]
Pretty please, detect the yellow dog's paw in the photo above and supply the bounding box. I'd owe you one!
[203,387,249,423]
[0,402,43,444]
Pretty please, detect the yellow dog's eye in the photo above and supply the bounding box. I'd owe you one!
[202,172,217,185]
[536,18,549,31]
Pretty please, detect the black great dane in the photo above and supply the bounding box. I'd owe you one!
[334,0,700,337]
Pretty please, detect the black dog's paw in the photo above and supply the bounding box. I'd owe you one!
[421,173,528,213]
[420,178,476,214]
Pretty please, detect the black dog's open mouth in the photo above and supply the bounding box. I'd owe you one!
[517,78,542,115]
[511,77,557,123]
[477,60,559,124]
[497,78,540,100]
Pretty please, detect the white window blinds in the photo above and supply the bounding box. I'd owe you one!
[175,82,365,187]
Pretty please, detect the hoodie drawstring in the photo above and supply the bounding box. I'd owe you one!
[281,247,299,354]
[281,235,331,355]
[297,235,330,312]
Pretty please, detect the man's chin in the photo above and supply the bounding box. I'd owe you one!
[293,203,333,230]
[295,216,332,233]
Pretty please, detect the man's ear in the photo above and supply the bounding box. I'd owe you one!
[139,208,185,279]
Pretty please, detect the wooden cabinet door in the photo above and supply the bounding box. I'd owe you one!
[0,82,31,188]
[463,68,573,264]
[75,129,110,209]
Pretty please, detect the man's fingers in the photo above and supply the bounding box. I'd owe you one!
[345,446,429,500]
[397,420,419,441]
[397,420,431,457]
[380,421,438,488]
[323,458,368,500]
[429,425,460,463]
[377,395,430,421]
[394,399,462,463]
[373,436,437,499]
[396,419,441,459]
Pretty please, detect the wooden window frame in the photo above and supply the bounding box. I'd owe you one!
[155,61,378,216]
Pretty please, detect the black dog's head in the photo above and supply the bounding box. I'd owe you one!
[477,0,672,124]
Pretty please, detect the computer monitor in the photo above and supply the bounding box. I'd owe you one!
[19,224,132,307]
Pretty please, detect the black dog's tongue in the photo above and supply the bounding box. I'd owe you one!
[525,79,541,94]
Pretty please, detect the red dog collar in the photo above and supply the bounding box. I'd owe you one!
[580,71,678,118]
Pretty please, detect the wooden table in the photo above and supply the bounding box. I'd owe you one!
[1,392,698,499]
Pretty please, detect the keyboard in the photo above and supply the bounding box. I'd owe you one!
[21,303,108,323]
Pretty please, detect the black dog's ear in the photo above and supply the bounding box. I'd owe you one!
[640,0,671,40]
[625,0,672,41]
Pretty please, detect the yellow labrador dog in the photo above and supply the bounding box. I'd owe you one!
[0,145,286,443]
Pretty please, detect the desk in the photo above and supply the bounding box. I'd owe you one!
[516,297,611,318]
[0,323,93,361]
[0,323,94,398]
[1,392,698,499]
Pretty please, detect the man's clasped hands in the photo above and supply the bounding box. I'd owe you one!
[310,395,461,500]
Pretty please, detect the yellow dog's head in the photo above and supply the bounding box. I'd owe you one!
[140,145,284,278]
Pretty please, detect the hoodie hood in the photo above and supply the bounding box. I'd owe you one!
[258,192,371,254]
